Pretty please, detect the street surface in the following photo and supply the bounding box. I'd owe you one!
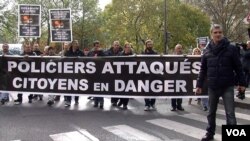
[0,90,250,141]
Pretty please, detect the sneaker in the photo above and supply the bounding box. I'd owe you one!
[14,99,22,105]
[151,105,157,111]
[1,99,5,105]
[47,100,54,106]
[54,96,60,102]
[117,102,122,107]
[201,133,214,141]
[203,106,208,111]
[87,97,93,100]
[39,96,43,101]
[177,106,185,111]
[171,108,176,111]
[64,101,71,107]
[33,95,38,100]
[122,106,128,110]
[75,101,79,105]
[144,106,150,111]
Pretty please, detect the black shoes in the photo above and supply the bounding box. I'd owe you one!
[47,100,55,106]
[14,99,22,105]
[171,106,184,111]
[171,108,176,111]
[177,106,185,111]
[203,106,208,111]
[201,133,214,141]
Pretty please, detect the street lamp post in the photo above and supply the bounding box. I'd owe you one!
[164,0,168,54]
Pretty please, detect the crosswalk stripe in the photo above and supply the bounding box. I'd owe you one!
[179,113,243,125]
[146,118,221,141]
[179,113,225,125]
[103,124,163,141]
[217,109,250,121]
[50,129,99,141]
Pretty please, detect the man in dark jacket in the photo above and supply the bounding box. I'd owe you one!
[64,40,84,107]
[14,43,37,105]
[142,39,157,111]
[171,44,185,111]
[88,40,106,109]
[242,41,250,87]
[105,41,123,106]
[117,42,133,110]
[196,24,246,141]
[0,43,12,105]
[32,43,43,55]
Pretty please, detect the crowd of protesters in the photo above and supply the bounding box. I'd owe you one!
[0,25,249,116]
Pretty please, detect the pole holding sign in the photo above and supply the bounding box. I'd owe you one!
[18,4,41,37]
[49,9,72,42]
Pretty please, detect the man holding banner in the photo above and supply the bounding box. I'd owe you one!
[142,39,158,111]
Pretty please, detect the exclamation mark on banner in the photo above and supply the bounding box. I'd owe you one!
[193,80,197,92]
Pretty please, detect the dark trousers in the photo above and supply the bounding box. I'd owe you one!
[206,86,236,135]
[17,93,33,101]
[119,98,129,106]
[171,98,182,109]
[144,99,155,107]
[64,96,79,102]
[94,97,104,106]
[111,98,119,104]
[244,70,250,87]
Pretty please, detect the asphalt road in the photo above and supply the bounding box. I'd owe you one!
[0,95,250,141]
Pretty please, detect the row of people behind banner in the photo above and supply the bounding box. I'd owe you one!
[1,39,249,112]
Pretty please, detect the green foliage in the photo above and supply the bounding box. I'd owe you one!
[101,0,210,53]
[0,0,210,54]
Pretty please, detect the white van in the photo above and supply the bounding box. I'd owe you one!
[0,44,22,55]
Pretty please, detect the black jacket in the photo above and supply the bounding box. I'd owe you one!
[197,37,245,89]
[242,49,250,72]
[141,49,157,55]
[105,47,123,56]
[65,48,84,57]
[87,50,106,57]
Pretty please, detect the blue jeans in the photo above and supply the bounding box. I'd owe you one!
[0,92,9,100]
[201,98,208,108]
[206,86,236,135]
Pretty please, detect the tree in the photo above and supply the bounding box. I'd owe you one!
[183,0,249,42]
[101,0,210,53]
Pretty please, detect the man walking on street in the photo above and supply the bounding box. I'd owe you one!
[196,24,246,141]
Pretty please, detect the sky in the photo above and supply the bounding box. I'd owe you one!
[98,0,112,10]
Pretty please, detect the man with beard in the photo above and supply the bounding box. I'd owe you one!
[142,39,157,111]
